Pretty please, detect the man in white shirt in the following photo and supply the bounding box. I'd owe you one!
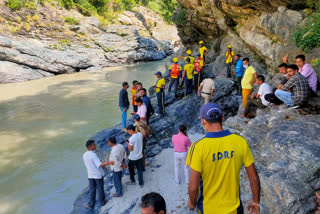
[83,140,109,209]
[244,75,272,118]
[104,137,127,197]
[126,124,144,187]
[135,97,147,124]
[198,74,215,104]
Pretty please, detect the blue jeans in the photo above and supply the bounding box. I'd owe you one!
[113,171,122,196]
[156,91,165,115]
[275,89,294,106]
[120,107,127,128]
[226,62,232,78]
[184,77,192,95]
[88,178,105,208]
[128,158,144,186]
[194,73,200,92]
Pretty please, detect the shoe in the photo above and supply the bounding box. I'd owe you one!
[83,203,93,209]
[139,185,143,188]
[112,193,122,197]
[127,181,136,185]
[287,105,300,109]
[154,113,160,116]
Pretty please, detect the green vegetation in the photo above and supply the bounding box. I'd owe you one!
[59,39,72,46]
[5,0,177,24]
[65,16,80,25]
[292,0,320,52]
[174,7,187,25]
[7,0,23,10]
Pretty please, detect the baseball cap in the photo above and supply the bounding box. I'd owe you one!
[199,103,223,121]
[186,57,190,62]
[133,114,140,121]
[196,53,201,56]
[208,73,216,79]
[154,71,162,76]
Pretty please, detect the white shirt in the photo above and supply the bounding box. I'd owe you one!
[83,151,104,179]
[258,83,272,106]
[137,104,147,122]
[128,132,143,161]
[109,144,127,172]
[200,78,215,94]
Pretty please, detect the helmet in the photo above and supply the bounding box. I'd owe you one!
[199,41,204,44]
[196,53,201,57]
[173,57,179,63]
[186,50,192,55]
[227,45,232,48]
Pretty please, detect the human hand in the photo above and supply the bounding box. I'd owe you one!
[248,201,260,214]
[210,96,213,99]
[282,54,288,63]
[197,92,200,96]
[188,198,196,210]
[110,161,115,165]
[123,108,127,112]
[250,81,254,85]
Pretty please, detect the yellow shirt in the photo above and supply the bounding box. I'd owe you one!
[199,46,208,58]
[186,130,254,214]
[241,66,256,89]
[155,78,165,93]
[131,88,137,105]
[226,50,235,64]
[184,64,195,79]
[184,56,195,64]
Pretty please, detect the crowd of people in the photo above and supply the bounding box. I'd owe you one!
[81,41,319,213]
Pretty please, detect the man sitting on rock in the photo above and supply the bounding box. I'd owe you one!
[265,63,289,105]
[283,54,318,92]
[275,64,311,108]
[243,75,272,118]
[197,74,215,104]
[141,192,166,214]
[187,103,260,214]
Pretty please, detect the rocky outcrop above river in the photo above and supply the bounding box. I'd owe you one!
[0,4,180,83]
[172,0,320,75]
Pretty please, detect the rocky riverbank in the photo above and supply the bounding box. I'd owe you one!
[71,61,320,213]
[0,3,180,83]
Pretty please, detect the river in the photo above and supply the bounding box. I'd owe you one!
[0,60,167,214]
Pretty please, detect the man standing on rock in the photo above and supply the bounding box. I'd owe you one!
[187,103,261,214]
[194,53,204,92]
[126,124,144,188]
[119,82,130,132]
[131,80,138,113]
[234,54,244,95]
[83,140,109,209]
[179,50,195,64]
[226,45,235,78]
[241,58,257,109]
[154,72,165,116]
[182,57,194,96]
[105,137,126,197]
[141,88,154,124]
[168,57,182,94]
[198,74,215,104]
[199,41,208,63]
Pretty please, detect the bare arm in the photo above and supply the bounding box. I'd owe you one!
[182,70,186,80]
[245,163,261,213]
[210,89,215,98]
[198,84,203,95]
[205,49,209,56]
[250,73,257,85]
[126,141,133,151]
[188,168,201,210]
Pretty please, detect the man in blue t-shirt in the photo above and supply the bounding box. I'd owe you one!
[234,54,244,95]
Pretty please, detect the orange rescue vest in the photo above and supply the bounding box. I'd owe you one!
[170,64,180,78]
[194,58,204,72]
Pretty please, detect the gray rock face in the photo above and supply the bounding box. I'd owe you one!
[228,108,320,213]
[71,76,239,214]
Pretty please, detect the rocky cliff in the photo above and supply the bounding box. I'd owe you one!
[0,3,180,83]
[172,0,320,76]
